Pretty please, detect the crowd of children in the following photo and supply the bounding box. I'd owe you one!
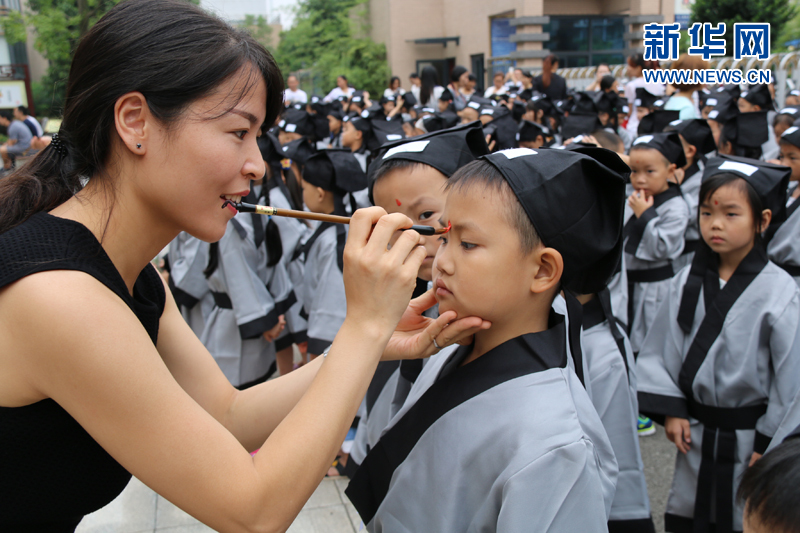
[163,54,800,532]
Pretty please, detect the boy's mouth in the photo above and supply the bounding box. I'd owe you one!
[435,278,452,298]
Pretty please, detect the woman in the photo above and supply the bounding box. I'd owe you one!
[323,75,355,103]
[447,65,470,111]
[383,76,405,99]
[0,1,489,531]
[585,63,611,92]
[664,53,707,120]
[419,65,444,109]
[484,71,508,99]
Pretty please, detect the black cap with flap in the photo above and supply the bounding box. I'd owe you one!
[303,148,368,194]
[721,110,769,148]
[667,118,716,156]
[631,131,688,168]
[638,110,681,135]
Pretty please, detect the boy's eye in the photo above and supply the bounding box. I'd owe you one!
[438,236,448,245]
[461,241,476,250]
[419,211,435,221]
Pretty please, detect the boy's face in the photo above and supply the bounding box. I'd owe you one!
[786,95,800,107]
[459,107,479,123]
[701,105,713,120]
[433,185,538,324]
[438,99,451,113]
[373,164,449,281]
[300,177,327,213]
[636,106,650,121]
[479,114,494,126]
[341,121,361,149]
[629,148,674,197]
[709,119,722,146]
[779,142,800,182]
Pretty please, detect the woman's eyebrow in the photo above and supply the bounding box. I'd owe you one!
[229,109,260,125]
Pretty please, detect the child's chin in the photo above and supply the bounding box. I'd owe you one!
[417,264,433,282]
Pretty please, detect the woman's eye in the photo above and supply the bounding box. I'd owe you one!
[235,130,248,140]
[419,211,434,221]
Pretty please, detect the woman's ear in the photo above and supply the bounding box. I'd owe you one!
[531,247,564,295]
[114,92,150,155]
[760,208,773,233]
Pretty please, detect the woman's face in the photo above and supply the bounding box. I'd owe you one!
[391,79,400,90]
[337,76,348,90]
[146,69,267,242]
[596,65,610,79]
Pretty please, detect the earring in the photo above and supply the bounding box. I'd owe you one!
[136,143,142,149]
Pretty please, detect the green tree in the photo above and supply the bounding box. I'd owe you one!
[239,14,274,51]
[691,0,796,54]
[275,0,389,97]
[2,0,199,117]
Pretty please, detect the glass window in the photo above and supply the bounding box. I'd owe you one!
[491,17,517,58]
[591,53,625,66]
[544,18,590,52]
[591,18,625,50]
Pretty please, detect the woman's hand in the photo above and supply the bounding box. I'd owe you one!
[665,416,692,454]
[383,289,491,360]
[342,207,427,336]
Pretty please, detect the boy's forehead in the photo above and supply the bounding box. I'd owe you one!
[443,183,509,224]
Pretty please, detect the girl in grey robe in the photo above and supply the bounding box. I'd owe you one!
[637,157,800,533]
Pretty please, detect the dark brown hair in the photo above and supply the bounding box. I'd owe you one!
[0,0,284,235]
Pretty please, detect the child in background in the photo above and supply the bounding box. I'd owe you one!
[768,126,800,286]
[346,122,491,472]
[637,156,800,532]
[516,120,551,149]
[347,147,625,532]
[738,438,800,533]
[624,132,689,353]
[296,149,367,359]
[665,119,717,271]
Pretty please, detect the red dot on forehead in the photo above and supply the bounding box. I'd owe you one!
[715,200,718,205]
[396,199,402,206]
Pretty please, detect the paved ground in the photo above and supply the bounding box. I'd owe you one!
[77,425,677,533]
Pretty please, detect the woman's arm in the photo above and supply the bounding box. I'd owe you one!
[2,208,427,533]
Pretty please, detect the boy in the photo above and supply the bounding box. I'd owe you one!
[296,149,367,358]
[345,122,491,470]
[517,120,551,149]
[346,147,625,531]
[625,132,689,353]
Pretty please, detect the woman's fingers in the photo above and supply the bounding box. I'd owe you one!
[346,207,389,253]
[408,288,438,315]
[364,212,416,256]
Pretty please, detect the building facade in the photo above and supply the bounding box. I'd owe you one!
[368,0,681,90]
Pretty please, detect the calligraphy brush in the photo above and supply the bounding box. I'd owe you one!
[222,201,452,236]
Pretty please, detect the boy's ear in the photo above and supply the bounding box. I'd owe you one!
[531,247,564,295]
[685,144,697,162]
[760,208,773,233]
[314,186,327,202]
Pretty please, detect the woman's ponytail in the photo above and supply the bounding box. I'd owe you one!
[0,136,80,234]
[265,218,283,267]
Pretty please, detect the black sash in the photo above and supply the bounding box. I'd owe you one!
[674,245,769,533]
[345,316,568,525]
[626,264,674,334]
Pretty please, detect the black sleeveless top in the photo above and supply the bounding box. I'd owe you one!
[0,212,166,531]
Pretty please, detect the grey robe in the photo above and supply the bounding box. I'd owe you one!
[581,292,653,530]
[200,210,291,387]
[624,183,689,352]
[296,223,347,355]
[346,315,618,533]
[168,232,213,337]
[673,162,704,273]
[636,251,800,532]
[767,197,800,287]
